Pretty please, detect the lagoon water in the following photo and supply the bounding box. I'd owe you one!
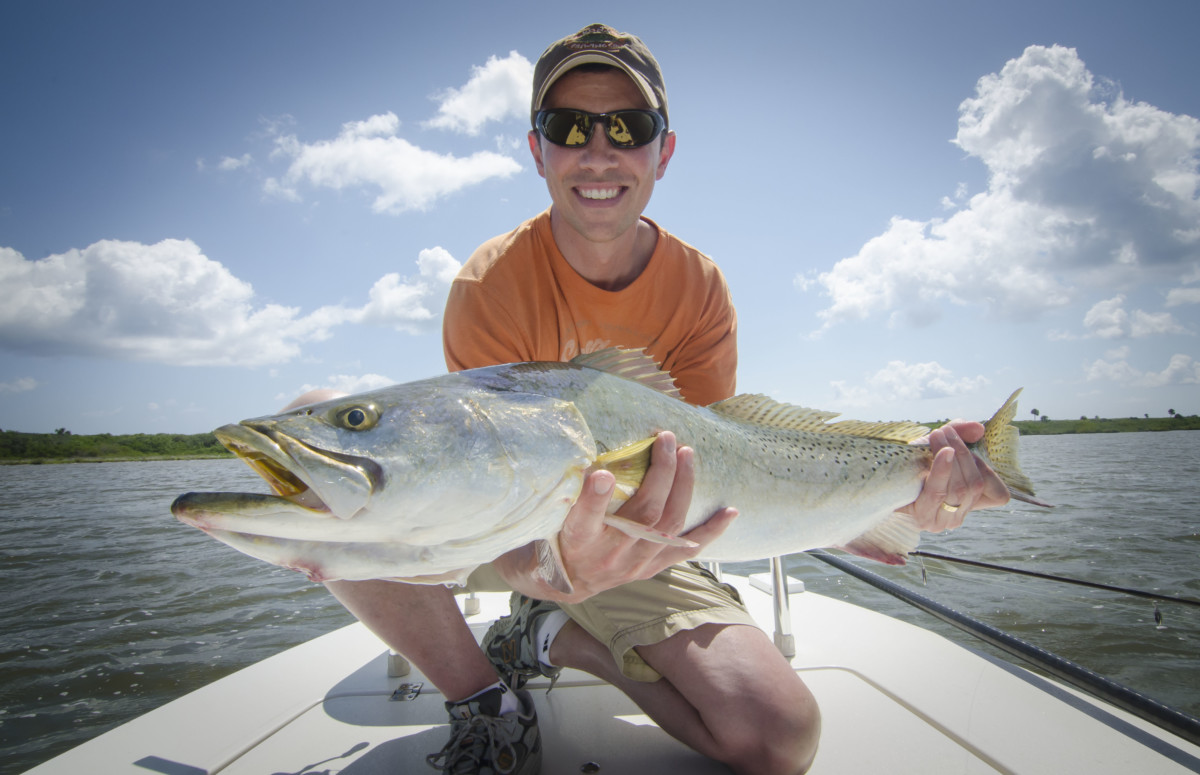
[2,432,1198,773]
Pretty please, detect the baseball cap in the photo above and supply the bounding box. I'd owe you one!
[530,23,668,128]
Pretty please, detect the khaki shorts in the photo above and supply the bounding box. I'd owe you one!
[465,562,756,683]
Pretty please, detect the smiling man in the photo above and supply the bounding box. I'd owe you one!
[326,23,1006,775]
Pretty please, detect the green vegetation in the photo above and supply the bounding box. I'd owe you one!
[1012,415,1200,435]
[921,415,1200,435]
[0,430,233,464]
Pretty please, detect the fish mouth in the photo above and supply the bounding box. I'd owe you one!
[214,422,382,518]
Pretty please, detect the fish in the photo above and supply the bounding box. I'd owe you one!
[172,348,1047,593]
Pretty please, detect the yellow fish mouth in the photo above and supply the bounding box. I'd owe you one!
[214,423,381,518]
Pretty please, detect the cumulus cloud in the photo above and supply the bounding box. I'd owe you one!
[424,51,534,135]
[293,373,395,398]
[801,45,1200,335]
[329,247,464,333]
[831,360,989,407]
[1086,347,1200,386]
[0,240,461,367]
[265,112,522,213]
[1083,295,1190,338]
[218,153,252,171]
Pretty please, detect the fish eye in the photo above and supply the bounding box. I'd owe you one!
[336,405,379,431]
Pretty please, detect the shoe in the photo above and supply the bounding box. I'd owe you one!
[426,684,541,774]
[482,592,564,692]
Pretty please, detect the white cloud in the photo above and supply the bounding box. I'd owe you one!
[831,360,989,407]
[295,373,395,397]
[1086,350,1200,386]
[218,153,252,171]
[802,45,1200,335]
[348,249,463,333]
[0,240,462,367]
[1083,295,1189,338]
[267,112,522,213]
[0,377,37,393]
[424,51,534,135]
[1167,287,1200,306]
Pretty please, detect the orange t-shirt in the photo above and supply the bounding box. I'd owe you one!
[443,209,737,406]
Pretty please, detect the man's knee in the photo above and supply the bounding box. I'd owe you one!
[718,685,821,775]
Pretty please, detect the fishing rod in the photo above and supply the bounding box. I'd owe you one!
[911,550,1200,608]
[804,548,1200,748]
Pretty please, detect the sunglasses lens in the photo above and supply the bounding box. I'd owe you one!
[541,110,592,146]
[606,112,661,147]
[539,110,662,148]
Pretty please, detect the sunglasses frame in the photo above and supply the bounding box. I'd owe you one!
[535,108,666,149]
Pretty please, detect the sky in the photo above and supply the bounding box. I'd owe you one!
[1,0,1198,435]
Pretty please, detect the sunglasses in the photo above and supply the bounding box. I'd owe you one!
[535,109,666,149]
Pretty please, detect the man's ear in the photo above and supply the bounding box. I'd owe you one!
[656,130,677,181]
[528,130,547,178]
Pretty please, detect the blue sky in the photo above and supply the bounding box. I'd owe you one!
[2,0,1198,434]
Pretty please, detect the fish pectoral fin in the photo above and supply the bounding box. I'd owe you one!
[534,538,575,596]
[594,436,657,500]
[602,516,699,548]
[836,512,921,566]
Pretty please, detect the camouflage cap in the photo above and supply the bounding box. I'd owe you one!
[531,23,668,128]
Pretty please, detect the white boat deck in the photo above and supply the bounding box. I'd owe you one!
[24,574,1200,774]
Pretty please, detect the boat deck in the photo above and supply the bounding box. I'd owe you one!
[24,574,1200,774]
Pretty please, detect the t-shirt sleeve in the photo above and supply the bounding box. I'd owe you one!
[442,279,532,373]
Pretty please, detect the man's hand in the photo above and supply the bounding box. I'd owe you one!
[900,420,1010,532]
[494,432,737,603]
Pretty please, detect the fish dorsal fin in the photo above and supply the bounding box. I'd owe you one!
[711,394,931,444]
[710,394,841,430]
[570,348,682,399]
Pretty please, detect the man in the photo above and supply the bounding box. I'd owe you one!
[323,23,1009,775]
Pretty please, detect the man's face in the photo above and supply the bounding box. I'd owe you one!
[529,68,675,248]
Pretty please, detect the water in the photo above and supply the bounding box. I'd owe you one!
[2,432,1198,773]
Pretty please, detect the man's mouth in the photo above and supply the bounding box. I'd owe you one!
[577,186,623,200]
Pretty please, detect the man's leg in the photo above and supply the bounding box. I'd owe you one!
[638,623,820,774]
[325,579,499,700]
[326,580,542,774]
[548,619,819,775]
[489,563,820,775]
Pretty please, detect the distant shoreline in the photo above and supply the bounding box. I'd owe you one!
[3,417,1197,464]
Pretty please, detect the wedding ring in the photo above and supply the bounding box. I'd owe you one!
[940,502,960,513]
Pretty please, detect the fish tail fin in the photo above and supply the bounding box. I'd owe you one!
[978,389,1053,508]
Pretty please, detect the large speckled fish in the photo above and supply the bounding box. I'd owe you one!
[172,349,1045,592]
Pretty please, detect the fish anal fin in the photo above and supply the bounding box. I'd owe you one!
[836,512,921,566]
[384,567,477,586]
[534,538,574,596]
[711,395,930,444]
[602,515,698,548]
[570,348,682,399]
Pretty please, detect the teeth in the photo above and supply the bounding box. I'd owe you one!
[579,187,621,200]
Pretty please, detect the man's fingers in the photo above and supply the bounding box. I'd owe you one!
[655,444,695,535]
[561,469,615,544]
[678,506,738,549]
[617,432,679,526]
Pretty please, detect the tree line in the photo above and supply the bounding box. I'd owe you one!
[0,430,233,463]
